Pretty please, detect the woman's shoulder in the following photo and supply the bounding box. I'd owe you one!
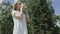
[11,9,17,13]
[12,9,20,13]
[12,9,18,12]
[12,9,16,11]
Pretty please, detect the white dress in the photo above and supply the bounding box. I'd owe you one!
[11,4,28,34]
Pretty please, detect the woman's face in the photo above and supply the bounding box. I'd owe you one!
[16,3,21,10]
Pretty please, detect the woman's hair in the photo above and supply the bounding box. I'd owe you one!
[13,3,21,11]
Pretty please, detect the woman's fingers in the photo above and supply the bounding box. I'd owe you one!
[17,15,23,19]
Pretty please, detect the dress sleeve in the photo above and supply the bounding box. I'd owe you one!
[11,10,16,16]
[11,10,19,17]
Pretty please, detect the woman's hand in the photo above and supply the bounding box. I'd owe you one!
[23,4,30,22]
[15,12,23,19]
[16,15,23,19]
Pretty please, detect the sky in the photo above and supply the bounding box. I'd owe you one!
[0,0,3,3]
[52,0,60,15]
[0,0,60,15]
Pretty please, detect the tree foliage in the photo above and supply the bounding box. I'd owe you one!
[0,2,13,34]
[0,0,60,34]
[25,0,59,34]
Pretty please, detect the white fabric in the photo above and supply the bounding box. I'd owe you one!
[11,4,28,34]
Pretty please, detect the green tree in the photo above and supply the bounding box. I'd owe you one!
[0,2,13,34]
[0,0,59,34]
[24,0,59,34]
[56,15,60,34]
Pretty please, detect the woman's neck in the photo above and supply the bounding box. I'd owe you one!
[16,9,20,11]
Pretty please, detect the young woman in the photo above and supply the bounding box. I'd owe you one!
[11,0,30,34]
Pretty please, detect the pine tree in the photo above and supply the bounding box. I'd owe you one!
[24,0,59,34]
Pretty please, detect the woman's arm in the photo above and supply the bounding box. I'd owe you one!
[26,11,30,22]
[23,4,30,22]
[11,10,22,19]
